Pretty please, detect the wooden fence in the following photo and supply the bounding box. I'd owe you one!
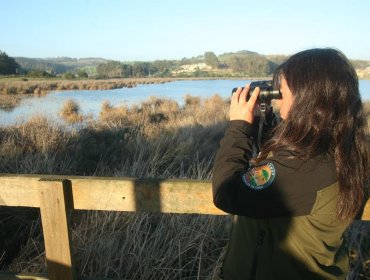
[0,174,369,280]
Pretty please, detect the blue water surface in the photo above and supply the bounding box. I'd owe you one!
[0,79,369,126]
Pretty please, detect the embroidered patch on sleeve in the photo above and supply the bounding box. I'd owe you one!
[242,162,276,190]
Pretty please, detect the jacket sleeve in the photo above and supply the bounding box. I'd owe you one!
[212,120,337,218]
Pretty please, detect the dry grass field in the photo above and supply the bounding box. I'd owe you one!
[0,96,369,279]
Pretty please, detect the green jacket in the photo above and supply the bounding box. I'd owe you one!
[212,121,350,279]
[222,184,349,280]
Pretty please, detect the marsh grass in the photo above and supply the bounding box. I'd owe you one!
[0,94,23,111]
[0,98,369,279]
[0,77,178,114]
[0,77,175,95]
[59,99,84,124]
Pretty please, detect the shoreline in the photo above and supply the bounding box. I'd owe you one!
[0,77,179,95]
[0,77,179,110]
[0,77,368,112]
[0,76,272,94]
[0,76,269,110]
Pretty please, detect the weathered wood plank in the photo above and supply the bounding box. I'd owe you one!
[38,179,75,280]
[0,272,49,279]
[0,175,42,207]
[0,174,368,218]
[0,272,108,280]
[0,173,225,214]
[67,177,226,215]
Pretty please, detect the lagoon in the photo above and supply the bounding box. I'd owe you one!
[1,79,370,126]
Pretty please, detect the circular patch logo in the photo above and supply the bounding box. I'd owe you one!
[242,162,276,190]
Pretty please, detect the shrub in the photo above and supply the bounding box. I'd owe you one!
[63,72,75,80]
[59,99,84,124]
[77,70,88,78]
[99,101,131,128]
[0,95,21,111]
[184,94,201,107]
[26,70,53,78]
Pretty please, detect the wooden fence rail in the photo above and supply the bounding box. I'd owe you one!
[0,174,369,280]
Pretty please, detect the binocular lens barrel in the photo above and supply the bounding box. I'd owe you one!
[259,89,282,100]
[231,80,282,101]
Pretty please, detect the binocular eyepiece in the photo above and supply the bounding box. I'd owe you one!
[232,80,281,102]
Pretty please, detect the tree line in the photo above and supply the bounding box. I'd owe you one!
[1,49,286,78]
[2,49,370,79]
[5,50,369,79]
[95,51,282,78]
[95,60,176,78]
[0,51,20,75]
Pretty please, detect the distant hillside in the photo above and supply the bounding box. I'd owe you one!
[15,57,109,75]
[351,60,370,79]
[264,55,289,66]
[215,50,285,77]
[10,51,370,79]
[218,50,261,60]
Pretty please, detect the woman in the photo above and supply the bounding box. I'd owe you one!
[212,48,369,279]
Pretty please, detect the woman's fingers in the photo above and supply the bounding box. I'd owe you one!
[239,86,249,104]
[248,86,260,106]
[230,84,260,123]
[232,85,251,103]
[232,86,243,103]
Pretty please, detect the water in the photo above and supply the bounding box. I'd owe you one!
[1,79,369,126]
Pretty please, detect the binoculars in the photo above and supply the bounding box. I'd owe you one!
[231,80,282,102]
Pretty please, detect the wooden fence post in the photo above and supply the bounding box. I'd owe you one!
[38,179,75,280]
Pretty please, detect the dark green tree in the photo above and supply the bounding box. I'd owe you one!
[0,51,20,75]
[26,69,53,78]
[153,60,176,76]
[122,64,132,77]
[63,72,75,79]
[204,51,219,68]
[96,61,124,78]
[228,54,270,76]
[77,69,88,78]
[131,62,150,77]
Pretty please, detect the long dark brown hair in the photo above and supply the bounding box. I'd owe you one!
[263,48,369,220]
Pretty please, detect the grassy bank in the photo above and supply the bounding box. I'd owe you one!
[0,96,369,279]
[0,77,177,111]
[0,77,175,95]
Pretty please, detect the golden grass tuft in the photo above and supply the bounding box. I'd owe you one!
[0,94,22,111]
[99,101,130,128]
[59,99,84,124]
[184,94,201,107]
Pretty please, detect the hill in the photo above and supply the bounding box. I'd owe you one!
[9,51,370,79]
[14,57,109,75]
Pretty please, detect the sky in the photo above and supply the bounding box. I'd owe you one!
[1,0,370,61]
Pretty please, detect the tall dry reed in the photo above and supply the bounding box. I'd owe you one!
[59,99,84,124]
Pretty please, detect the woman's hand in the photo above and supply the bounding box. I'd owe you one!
[230,84,260,124]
